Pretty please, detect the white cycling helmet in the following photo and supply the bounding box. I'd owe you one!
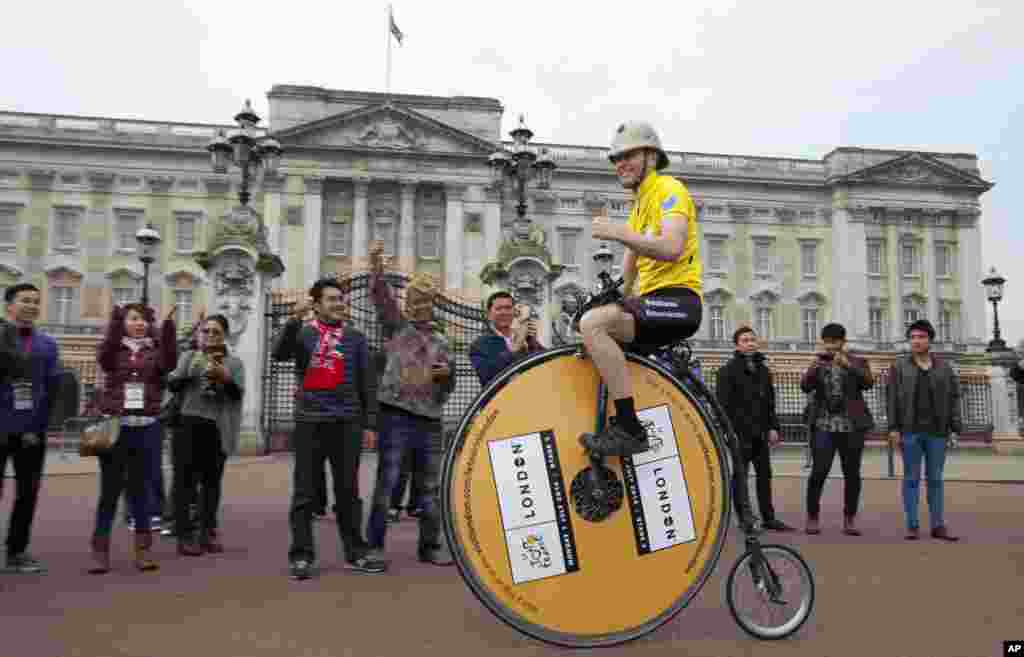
[608,121,670,170]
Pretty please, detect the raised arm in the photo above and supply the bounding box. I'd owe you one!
[97,306,127,373]
[158,310,178,375]
[368,241,404,337]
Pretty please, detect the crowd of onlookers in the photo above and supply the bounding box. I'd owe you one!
[0,261,991,578]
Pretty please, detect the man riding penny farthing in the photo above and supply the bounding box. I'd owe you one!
[441,121,814,647]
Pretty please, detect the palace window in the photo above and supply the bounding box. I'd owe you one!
[326,222,350,256]
[936,244,955,278]
[116,212,141,252]
[709,306,726,341]
[0,206,18,247]
[800,242,818,277]
[939,308,958,343]
[706,238,726,272]
[869,307,886,342]
[176,214,198,253]
[174,289,193,325]
[901,243,919,276]
[374,222,395,257]
[867,240,885,276]
[753,238,774,275]
[756,307,773,342]
[49,286,76,323]
[112,285,137,308]
[904,308,920,332]
[559,230,580,267]
[420,224,441,259]
[802,308,820,344]
[53,208,81,250]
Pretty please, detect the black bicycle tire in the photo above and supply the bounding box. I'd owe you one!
[440,345,734,648]
[725,543,815,640]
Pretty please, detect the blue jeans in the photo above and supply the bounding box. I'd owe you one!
[900,433,948,530]
[367,407,443,551]
[125,425,165,523]
[94,422,163,535]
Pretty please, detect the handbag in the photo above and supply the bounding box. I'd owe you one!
[79,415,121,457]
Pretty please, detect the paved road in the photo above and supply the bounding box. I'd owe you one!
[2,455,1022,657]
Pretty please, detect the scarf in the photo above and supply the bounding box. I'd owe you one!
[122,337,153,354]
[312,320,344,367]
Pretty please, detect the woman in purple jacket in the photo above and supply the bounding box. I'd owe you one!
[89,303,176,574]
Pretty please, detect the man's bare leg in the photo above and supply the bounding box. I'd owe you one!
[579,305,635,399]
[578,306,648,454]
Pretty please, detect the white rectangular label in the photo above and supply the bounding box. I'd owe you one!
[488,432,557,531]
[622,404,698,554]
[505,523,568,585]
[634,459,696,551]
[124,383,145,410]
[13,382,33,411]
[488,430,579,585]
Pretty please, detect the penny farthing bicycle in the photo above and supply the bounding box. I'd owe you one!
[441,271,815,647]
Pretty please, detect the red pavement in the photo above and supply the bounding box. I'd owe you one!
[1,456,1022,657]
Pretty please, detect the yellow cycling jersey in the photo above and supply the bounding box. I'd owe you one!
[627,171,702,298]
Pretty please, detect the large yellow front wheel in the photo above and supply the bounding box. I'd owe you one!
[441,346,732,647]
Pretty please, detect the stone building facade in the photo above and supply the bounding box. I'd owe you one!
[0,84,994,355]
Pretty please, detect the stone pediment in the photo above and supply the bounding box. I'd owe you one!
[831,153,993,191]
[274,103,496,155]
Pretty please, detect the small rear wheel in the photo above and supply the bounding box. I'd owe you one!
[725,543,814,640]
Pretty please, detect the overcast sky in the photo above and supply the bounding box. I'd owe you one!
[3,0,1021,345]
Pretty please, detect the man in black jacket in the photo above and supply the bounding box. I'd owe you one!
[715,327,793,531]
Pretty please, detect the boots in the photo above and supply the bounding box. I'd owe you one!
[843,515,862,536]
[805,513,821,535]
[199,528,223,554]
[88,535,111,574]
[134,531,159,572]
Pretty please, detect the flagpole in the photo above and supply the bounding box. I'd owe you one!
[386,4,393,95]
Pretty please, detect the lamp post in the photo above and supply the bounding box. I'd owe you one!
[206,100,283,229]
[135,223,162,308]
[983,267,1008,352]
[488,115,556,239]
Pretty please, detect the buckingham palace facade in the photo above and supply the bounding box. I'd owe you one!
[0,84,994,355]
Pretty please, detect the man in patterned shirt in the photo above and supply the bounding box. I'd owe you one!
[800,323,875,536]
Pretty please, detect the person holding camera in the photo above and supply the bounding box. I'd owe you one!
[801,323,875,536]
[887,319,961,541]
[167,314,244,556]
[469,291,545,386]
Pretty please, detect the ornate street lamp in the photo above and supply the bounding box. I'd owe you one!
[135,223,162,308]
[983,266,1008,352]
[489,114,557,239]
[207,100,283,208]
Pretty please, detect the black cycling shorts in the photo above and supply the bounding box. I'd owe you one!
[621,286,702,353]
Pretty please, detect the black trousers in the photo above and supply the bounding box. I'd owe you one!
[806,430,865,517]
[173,416,227,541]
[390,446,425,510]
[289,419,365,563]
[0,434,46,557]
[739,438,777,522]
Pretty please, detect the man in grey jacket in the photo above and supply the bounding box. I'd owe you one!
[887,319,961,542]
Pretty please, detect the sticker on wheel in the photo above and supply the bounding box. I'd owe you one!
[487,430,579,584]
[622,404,698,554]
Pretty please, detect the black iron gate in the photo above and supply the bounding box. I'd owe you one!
[261,272,489,452]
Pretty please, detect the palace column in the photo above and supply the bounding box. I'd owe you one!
[302,175,323,287]
[398,179,418,273]
[444,184,465,292]
[351,177,370,268]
